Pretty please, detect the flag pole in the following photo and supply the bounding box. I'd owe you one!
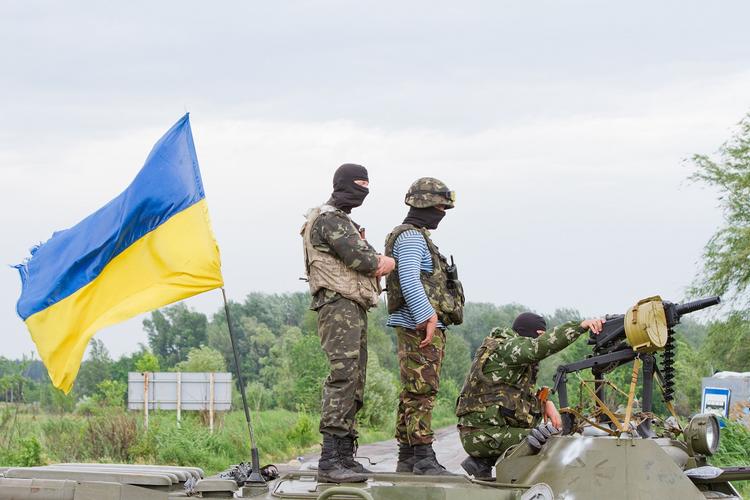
[222,288,266,486]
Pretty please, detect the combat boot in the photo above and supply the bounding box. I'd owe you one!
[412,444,455,475]
[460,456,495,480]
[395,443,417,472]
[316,435,368,483]
[337,435,372,473]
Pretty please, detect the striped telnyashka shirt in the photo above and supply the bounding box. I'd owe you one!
[387,230,445,330]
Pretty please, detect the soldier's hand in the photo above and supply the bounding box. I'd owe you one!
[375,255,396,277]
[544,400,562,430]
[580,317,606,335]
[417,313,438,348]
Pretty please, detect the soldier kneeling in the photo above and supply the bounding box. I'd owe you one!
[455,313,604,480]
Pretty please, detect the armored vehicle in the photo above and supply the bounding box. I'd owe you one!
[2,296,749,499]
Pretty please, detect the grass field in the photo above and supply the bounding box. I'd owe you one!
[2,401,747,497]
[0,397,459,476]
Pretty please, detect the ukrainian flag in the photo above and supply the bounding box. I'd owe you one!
[14,114,224,393]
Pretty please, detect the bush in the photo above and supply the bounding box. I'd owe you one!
[287,409,317,448]
[712,421,750,497]
[359,354,398,428]
[41,417,88,462]
[134,352,160,373]
[74,380,127,416]
[245,382,272,411]
[16,437,43,466]
[43,385,76,414]
[75,396,99,416]
[152,417,231,473]
[85,411,138,462]
[175,347,226,372]
[0,436,44,467]
[95,379,127,408]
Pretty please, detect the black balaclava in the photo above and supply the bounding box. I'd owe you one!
[403,207,446,230]
[327,163,369,213]
[512,312,547,338]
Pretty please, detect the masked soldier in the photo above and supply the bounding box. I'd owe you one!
[301,163,395,483]
[384,177,465,475]
[456,312,604,480]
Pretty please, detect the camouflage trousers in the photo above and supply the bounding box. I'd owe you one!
[394,326,446,445]
[458,414,531,458]
[317,297,368,438]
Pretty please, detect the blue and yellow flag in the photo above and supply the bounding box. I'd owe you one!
[14,114,223,393]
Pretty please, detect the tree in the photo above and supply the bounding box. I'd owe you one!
[74,339,113,397]
[207,310,275,383]
[242,292,309,331]
[450,302,528,351]
[689,113,750,306]
[700,313,750,373]
[258,326,328,411]
[134,352,161,372]
[546,308,582,328]
[109,345,149,382]
[175,346,226,372]
[143,303,208,367]
[94,379,128,407]
[366,322,397,373]
[0,356,32,403]
[441,334,471,387]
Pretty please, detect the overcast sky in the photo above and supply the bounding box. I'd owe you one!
[2,1,749,360]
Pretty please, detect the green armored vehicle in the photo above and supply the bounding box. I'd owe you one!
[2,296,749,499]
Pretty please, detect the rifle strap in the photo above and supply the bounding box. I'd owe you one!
[575,373,624,432]
[623,358,642,431]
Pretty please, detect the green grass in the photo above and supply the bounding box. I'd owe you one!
[0,403,460,476]
[711,421,750,497]
[0,406,321,475]
[357,397,457,443]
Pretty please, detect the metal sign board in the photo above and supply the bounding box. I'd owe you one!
[701,386,731,418]
[127,372,232,411]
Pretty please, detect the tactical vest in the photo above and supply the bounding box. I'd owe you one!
[301,205,381,309]
[455,331,540,426]
[384,224,465,326]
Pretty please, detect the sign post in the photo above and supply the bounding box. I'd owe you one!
[702,386,731,422]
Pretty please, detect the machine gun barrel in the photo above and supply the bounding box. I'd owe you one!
[673,296,720,317]
[664,295,721,329]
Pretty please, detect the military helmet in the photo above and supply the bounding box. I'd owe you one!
[404,177,456,209]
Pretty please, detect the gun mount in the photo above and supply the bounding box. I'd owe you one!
[552,295,720,435]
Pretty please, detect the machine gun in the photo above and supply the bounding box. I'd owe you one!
[552,295,720,434]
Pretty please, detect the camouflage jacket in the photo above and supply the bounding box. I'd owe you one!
[302,205,380,310]
[384,224,465,326]
[455,321,586,426]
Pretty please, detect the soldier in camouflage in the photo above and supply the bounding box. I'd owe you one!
[384,177,465,475]
[456,312,604,480]
[301,163,395,483]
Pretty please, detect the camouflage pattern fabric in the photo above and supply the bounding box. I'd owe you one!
[394,326,446,445]
[404,177,455,209]
[458,408,531,458]
[456,320,586,456]
[317,297,368,437]
[481,321,585,382]
[309,209,379,310]
[384,225,465,325]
